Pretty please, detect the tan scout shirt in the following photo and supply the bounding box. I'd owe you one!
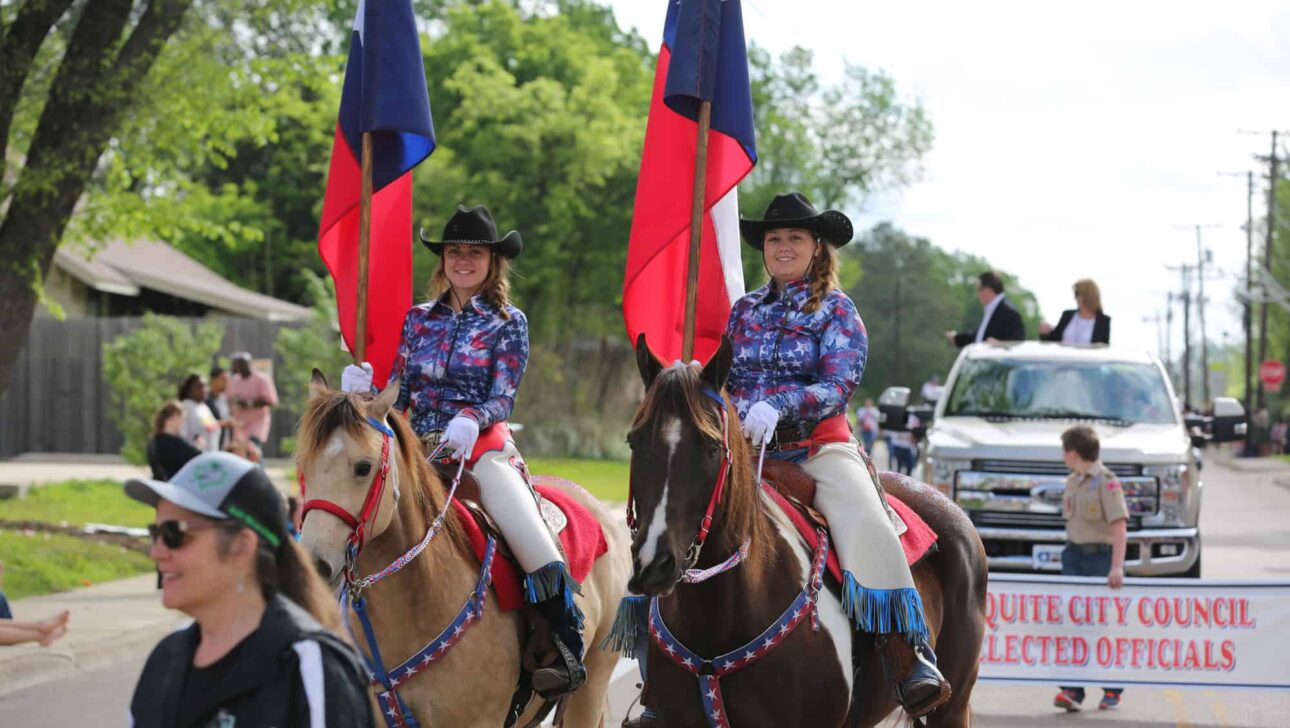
[1062,462,1129,545]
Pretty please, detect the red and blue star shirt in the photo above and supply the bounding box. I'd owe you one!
[725,278,868,426]
[386,295,528,435]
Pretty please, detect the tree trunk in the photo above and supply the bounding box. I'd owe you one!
[0,0,193,395]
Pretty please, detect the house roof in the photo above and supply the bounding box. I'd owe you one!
[54,239,314,322]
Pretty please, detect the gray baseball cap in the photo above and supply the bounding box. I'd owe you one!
[126,451,288,549]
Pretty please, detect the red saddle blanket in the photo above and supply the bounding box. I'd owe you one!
[451,478,608,611]
[762,484,937,585]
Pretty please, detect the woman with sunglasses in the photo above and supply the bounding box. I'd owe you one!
[340,204,585,696]
[125,451,374,727]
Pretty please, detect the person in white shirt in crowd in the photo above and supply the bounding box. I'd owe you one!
[1039,278,1111,345]
[855,397,880,455]
[178,374,222,453]
[920,374,944,405]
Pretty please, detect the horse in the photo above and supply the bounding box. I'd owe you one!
[297,372,632,727]
[624,336,987,727]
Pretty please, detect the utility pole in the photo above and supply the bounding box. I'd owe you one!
[1174,224,1221,403]
[1165,293,1174,384]
[1168,264,1194,404]
[1221,170,1256,415]
[1247,129,1282,408]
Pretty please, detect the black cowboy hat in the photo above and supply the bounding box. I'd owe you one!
[419,204,522,259]
[739,192,853,249]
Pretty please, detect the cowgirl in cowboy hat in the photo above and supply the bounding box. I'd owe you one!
[727,192,950,718]
[341,204,585,696]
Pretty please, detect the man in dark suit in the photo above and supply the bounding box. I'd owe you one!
[945,271,1026,348]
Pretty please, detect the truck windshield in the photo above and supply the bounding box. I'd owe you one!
[944,359,1177,425]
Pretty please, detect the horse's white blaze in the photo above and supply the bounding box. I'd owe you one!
[637,417,683,569]
[324,433,345,457]
[760,489,854,697]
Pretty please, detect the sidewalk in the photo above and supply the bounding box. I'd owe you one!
[0,574,186,698]
[0,453,296,495]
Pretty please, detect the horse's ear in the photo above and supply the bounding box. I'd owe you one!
[309,369,329,401]
[368,377,400,420]
[635,333,663,389]
[700,336,733,392]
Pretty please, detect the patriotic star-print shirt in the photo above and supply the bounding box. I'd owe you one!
[386,294,529,435]
[725,278,868,425]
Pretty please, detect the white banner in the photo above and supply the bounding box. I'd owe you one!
[979,574,1290,689]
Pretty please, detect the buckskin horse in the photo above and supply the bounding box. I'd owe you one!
[620,336,986,727]
[297,372,632,727]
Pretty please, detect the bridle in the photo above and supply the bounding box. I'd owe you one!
[300,415,403,588]
[626,386,736,576]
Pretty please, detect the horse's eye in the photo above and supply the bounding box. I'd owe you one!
[354,461,373,478]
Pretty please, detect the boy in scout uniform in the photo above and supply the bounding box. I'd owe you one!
[1055,425,1129,711]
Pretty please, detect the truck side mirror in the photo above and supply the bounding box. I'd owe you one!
[878,386,911,432]
[1210,397,1247,443]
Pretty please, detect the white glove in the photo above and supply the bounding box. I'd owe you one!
[341,362,374,393]
[742,401,780,445]
[443,416,481,460]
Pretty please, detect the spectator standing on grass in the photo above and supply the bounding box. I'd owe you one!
[125,452,373,727]
[206,365,233,450]
[227,352,278,455]
[178,373,221,452]
[856,398,880,455]
[147,401,202,481]
[1054,425,1128,712]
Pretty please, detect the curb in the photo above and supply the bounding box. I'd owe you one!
[0,613,187,698]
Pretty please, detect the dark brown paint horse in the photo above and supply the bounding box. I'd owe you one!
[626,336,986,727]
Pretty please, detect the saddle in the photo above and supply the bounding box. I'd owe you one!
[757,458,938,580]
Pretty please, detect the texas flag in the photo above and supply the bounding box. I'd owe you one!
[318,0,435,384]
[622,0,757,364]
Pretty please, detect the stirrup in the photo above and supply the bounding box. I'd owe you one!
[877,634,951,719]
[531,632,586,699]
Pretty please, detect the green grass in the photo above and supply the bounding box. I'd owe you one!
[527,458,629,502]
[0,479,153,528]
[0,530,153,600]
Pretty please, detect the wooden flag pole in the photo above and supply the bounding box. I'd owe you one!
[681,101,713,363]
[354,131,374,364]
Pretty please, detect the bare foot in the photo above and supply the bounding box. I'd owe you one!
[38,610,69,647]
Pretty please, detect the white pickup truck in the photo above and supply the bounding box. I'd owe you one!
[880,342,1245,578]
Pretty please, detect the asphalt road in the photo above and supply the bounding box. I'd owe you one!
[3,452,1289,726]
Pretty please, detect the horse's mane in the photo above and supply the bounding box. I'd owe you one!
[297,390,468,555]
[633,366,772,576]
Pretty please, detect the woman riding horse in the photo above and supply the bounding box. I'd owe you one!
[727,192,949,717]
[341,204,584,696]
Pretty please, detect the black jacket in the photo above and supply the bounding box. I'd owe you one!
[130,594,374,728]
[146,433,201,481]
[953,295,1026,348]
[1040,309,1111,344]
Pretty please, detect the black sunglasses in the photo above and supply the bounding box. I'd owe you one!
[147,519,220,549]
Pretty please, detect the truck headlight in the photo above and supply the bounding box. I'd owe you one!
[928,457,971,497]
[1143,463,1190,526]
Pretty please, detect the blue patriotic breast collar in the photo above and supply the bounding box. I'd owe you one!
[648,528,831,728]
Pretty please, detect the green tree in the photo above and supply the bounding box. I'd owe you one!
[0,0,197,395]
[101,313,225,463]
[844,223,1042,401]
[275,269,353,451]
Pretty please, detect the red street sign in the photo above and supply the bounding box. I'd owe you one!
[1259,360,1286,390]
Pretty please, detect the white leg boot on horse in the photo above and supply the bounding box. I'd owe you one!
[472,442,588,698]
[801,439,952,719]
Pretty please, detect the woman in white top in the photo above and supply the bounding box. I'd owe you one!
[1039,278,1110,344]
[178,374,222,452]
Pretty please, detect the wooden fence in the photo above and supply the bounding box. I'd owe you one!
[0,316,300,459]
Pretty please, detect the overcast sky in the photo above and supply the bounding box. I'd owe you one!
[607,0,1290,389]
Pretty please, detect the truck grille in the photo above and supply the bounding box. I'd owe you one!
[971,511,1142,529]
[971,459,1142,477]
